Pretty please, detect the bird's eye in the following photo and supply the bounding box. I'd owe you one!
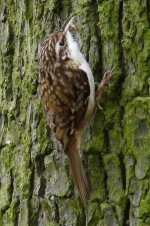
[59,39,65,47]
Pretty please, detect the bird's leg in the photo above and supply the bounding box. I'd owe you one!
[96,65,116,109]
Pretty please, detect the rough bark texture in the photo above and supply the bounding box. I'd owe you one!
[0,0,150,226]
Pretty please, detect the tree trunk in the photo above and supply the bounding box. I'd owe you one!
[0,0,150,225]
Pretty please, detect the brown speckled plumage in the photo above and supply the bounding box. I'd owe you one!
[38,18,95,206]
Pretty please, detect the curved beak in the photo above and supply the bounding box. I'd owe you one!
[63,17,75,35]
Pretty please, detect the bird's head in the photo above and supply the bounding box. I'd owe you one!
[39,17,79,64]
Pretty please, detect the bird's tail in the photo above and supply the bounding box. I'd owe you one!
[65,137,91,206]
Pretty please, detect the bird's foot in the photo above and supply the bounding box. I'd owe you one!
[96,65,116,105]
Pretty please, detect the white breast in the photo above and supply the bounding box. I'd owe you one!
[66,31,95,119]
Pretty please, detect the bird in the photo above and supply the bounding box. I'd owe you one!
[38,17,95,206]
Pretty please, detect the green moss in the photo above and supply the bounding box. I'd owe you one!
[137,221,150,226]
[139,188,150,218]
[87,202,102,226]
[123,98,150,157]
[124,155,135,192]
[0,0,150,225]
[44,155,71,197]
[2,199,19,226]
[88,112,105,153]
[101,202,113,213]
[24,0,33,20]
[37,199,59,226]
[18,199,29,226]
[12,149,32,199]
[74,0,101,77]
[98,0,120,68]
[121,0,150,103]
[103,154,125,205]
[29,198,40,225]
[58,199,85,226]
[0,170,11,212]
[100,202,120,225]
[88,155,106,202]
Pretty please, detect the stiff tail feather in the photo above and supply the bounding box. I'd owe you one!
[66,140,91,206]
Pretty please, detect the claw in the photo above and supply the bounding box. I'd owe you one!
[96,64,116,104]
[97,103,103,110]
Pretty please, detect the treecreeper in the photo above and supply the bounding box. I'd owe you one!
[38,16,114,207]
[38,17,95,206]
[38,17,116,207]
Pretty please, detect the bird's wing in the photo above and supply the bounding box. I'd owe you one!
[39,66,90,150]
[54,68,90,149]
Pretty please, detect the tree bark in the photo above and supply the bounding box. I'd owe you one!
[0,0,150,226]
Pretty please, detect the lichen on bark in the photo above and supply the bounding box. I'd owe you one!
[0,0,150,225]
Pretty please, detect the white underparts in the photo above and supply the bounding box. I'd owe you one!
[66,31,95,120]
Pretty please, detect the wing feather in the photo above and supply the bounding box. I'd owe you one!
[39,64,90,150]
